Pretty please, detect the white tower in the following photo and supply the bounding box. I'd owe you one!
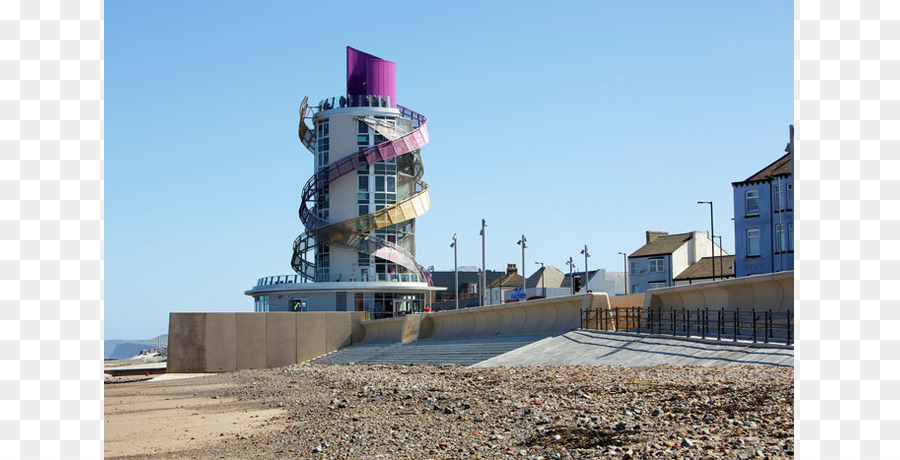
[246,47,440,317]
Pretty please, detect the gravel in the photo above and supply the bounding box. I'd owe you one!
[114,363,793,459]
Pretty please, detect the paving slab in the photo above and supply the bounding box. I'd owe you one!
[472,330,793,368]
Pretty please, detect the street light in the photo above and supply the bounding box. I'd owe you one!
[715,235,724,280]
[480,219,487,306]
[565,257,576,295]
[450,233,458,311]
[517,235,527,298]
[534,261,545,297]
[697,201,715,281]
[618,252,628,295]
[580,245,590,293]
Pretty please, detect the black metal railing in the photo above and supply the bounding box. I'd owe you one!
[581,306,793,345]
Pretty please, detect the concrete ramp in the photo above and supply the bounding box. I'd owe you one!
[311,335,554,366]
[471,330,794,368]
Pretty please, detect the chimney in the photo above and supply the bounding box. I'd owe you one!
[506,263,518,275]
[646,231,668,244]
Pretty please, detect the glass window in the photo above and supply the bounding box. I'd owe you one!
[358,205,369,216]
[358,176,368,192]
[649,258,665,273]
[775,223,785,252]
[774,183,783,210]
[746,190,759,216]
[386,176,395,192]
[648,282,666,290]
[788,223,794,251]
[358,120,368,134]
[630,261,637,274]
[787,183,793,210]
[747,229,760,256]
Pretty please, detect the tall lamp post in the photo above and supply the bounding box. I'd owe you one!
[715,235,724,280]
[618,251,628,295]
[697,201,715,281]
[580,245,590,293]
[450,233,458,310]
[480,219,487,306]
[517,235,527,297]
[534,261,545,298]
[566,257,576,295]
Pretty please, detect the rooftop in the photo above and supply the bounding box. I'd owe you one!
[674,255,737,280]
[629,232,696,258]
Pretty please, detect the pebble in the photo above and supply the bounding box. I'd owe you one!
[164,363,793,459]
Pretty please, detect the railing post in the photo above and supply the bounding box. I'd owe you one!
[615,307,619,332]
[733,309,738,342]
[717,308,722,341]
[787,309,793,345]
[765,309,771,344]
[672,308,676,336]
[701,308,705,340]
[752,308,757,343]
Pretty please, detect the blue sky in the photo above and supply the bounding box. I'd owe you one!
[105,1,792,340]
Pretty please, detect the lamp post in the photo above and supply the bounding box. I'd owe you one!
[517,235,527,298]
[715,235,724,280]
[618,252,628,295]
[450,233,458,311]
[480,219,487,306]
[697,201,715,281]
[580,245,590,293]
[566,257,576,295]
[535,261,545,297]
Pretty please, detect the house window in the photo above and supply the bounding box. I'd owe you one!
[648,258,665,273]
[745,190,759,216]
[788,223,794,251]
[774,183,783,210]
[787,183,793,210]
[648,282,666,290]
[747,229,760,256]
[630,261,637,274]
[775,223,785,252]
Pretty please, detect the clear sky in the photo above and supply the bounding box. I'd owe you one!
[105,1,793,340]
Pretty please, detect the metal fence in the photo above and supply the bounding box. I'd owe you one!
[581,306,793,345]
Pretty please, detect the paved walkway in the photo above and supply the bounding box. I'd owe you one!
[472,330,793,368]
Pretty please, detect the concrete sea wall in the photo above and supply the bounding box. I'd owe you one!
[167,311,366,373]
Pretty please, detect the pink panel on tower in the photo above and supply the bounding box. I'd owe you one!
[346,46,397,107]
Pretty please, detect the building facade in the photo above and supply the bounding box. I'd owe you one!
[245,47,443,317]
[732,126,794,277]
[628,230,724,294]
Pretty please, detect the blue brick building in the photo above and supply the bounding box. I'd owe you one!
[732,126,794,277]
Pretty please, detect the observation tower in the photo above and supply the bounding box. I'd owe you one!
[245,47,442,317]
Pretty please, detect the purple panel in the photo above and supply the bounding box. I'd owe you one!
[346,46,397,107]
[366,59,396,107]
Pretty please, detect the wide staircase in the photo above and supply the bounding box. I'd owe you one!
[309,335,555,366]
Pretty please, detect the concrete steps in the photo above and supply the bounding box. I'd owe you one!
[310,335,554,366]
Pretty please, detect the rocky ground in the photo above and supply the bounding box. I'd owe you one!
[105,363,793,459]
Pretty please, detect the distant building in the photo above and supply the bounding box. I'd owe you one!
[487,264,525,304]
[559,270,626,296]
[628,230,725,293]
[731,126,794,277]
[429,268,504,307]
[673,255,736,286]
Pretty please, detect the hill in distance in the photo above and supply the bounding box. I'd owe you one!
[105,334,168,360]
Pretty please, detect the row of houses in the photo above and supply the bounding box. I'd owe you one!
[430,126,794,306]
